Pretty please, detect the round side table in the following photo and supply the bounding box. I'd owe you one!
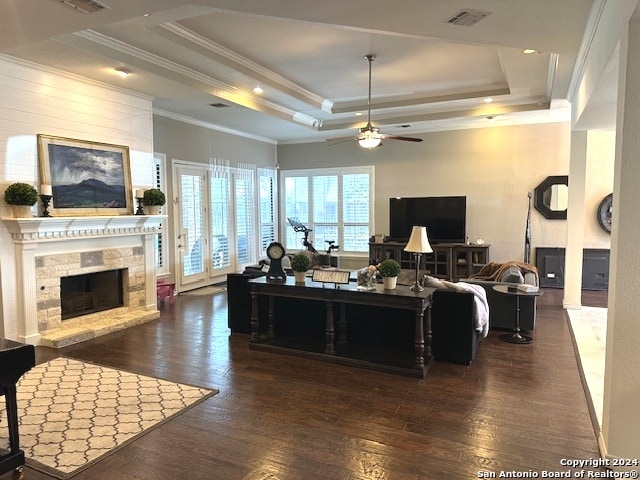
[492,284,543,344]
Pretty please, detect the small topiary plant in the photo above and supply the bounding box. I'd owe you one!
[4,182,38,205]
[142,188,166,206]
[377,258,401,278]
[290,253,312,272]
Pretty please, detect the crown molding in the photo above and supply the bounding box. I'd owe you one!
[158,22,329,109]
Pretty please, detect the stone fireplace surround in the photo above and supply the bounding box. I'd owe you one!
[2,216,165,347]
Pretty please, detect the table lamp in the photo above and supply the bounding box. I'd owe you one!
[404,226,433,292]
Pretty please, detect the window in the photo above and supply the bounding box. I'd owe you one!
[210,165,230,270]
[258,167,277,256]
[281,166,374,253]
[210,161,260,271]
[153,153,168,275]
[234,165,255,265]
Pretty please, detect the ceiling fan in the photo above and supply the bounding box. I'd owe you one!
[327,54,423,148]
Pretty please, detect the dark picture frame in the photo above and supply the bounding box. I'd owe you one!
[533,175,568,220]
[37,134,133,216]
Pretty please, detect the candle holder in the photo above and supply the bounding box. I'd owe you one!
[39,194,53,217]
[135,197,145,215]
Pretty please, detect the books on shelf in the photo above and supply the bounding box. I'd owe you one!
[517,283,539,293]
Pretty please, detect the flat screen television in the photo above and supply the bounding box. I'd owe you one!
[389,196,466,244]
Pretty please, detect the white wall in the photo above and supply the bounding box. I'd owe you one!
[0,55,155,339]
[277,122,613,263]
[585,130,616,246]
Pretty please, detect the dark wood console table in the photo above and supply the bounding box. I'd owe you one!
[249,277,434,377]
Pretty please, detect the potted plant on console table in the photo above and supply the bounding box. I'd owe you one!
[291,253,311,283]
[4,182,38,218]
[377,259,401,290]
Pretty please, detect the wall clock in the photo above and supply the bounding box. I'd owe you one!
[597,193,612,233]
[266,242,287,281]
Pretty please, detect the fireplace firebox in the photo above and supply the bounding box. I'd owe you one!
[61,269,124,320]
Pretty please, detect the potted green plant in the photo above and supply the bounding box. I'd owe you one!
[142,188,166,214]
[290,253,311,282]
[4,182,38,218]
[377,258,401,290]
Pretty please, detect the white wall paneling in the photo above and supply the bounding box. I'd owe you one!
[0,55,155,340]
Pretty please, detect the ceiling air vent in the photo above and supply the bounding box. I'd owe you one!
[445,9,491,27]
[52,0,110,14]
[209,103,229,108]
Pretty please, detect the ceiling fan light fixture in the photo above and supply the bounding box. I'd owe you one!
[327,54,421,147]
[358,127,382,149]
[358,137,382,149]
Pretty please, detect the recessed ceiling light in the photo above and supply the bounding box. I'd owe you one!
[355,112,363,116]
[484,97,493,103]
[522,49,536,54]
[114,67,130,78]
[253,86,264,94]
[143,12,150,17]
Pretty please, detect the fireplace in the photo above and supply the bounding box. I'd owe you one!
[2,215,165,347]
[61,269,125,320]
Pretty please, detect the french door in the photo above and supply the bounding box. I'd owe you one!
[174,161,256,292]
[175,164,208,290]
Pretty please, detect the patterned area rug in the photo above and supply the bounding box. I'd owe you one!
[0,357,217,479]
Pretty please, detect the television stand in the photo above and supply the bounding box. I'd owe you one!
[368,242,490,281]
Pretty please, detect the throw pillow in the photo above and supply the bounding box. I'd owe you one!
[397,270,417,286]
[422,275,446,289]
[440,280,467,292]
[500,266,524,284]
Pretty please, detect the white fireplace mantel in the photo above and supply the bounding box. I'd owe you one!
[2,215,167,346]
[2,215,167,242]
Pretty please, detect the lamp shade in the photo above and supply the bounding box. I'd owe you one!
[404,226,433,253]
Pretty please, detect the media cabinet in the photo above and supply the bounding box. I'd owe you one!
[369,242,490,281]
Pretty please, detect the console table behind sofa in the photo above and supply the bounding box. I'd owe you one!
[249,277,434,378]
[227,273,485,367]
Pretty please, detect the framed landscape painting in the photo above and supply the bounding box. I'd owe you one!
[37,135,133,216]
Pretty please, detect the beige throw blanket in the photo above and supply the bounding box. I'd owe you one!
[469,261,538,282]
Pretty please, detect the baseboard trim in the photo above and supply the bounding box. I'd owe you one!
[563,300,582,310]
[598,431,608,460]
[564,309,605,458]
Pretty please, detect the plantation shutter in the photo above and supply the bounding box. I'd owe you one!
[258,167,277,256]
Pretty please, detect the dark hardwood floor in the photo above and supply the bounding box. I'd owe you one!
[7,287,607,480]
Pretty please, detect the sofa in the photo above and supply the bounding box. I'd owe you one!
[464,261,539,331]
[226,271,488,366]
[430,289,483,365]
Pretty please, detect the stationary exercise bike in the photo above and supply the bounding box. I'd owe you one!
[287,218,340,265]
[287,217,318,253]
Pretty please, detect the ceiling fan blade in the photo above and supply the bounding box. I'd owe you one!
[324,56,421,147]
[325,136,356,146]
[383,135,424,142]
[326,136,355,142]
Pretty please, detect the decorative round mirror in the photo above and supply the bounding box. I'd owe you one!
[534,175,569,220]
[597,193,612,233]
